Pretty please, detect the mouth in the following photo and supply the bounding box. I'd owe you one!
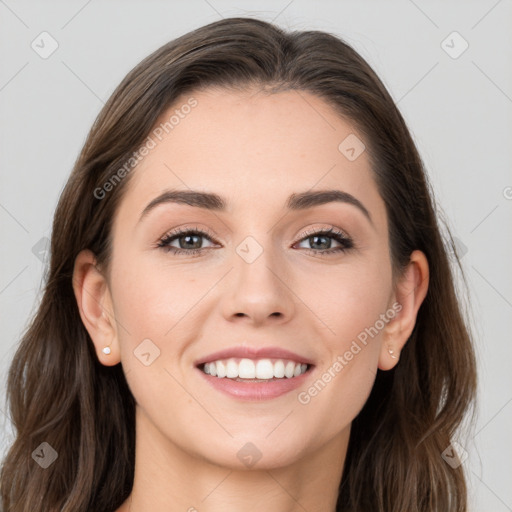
[195,357,316,401]
[196,358,313,381]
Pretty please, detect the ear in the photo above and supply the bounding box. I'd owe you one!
[72,249,120,366]
[378,250,429,371]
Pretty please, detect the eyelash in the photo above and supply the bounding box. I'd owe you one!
[156,225,354,258]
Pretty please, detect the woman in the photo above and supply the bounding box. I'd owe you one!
[0,17,477,512]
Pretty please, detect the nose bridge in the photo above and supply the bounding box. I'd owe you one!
[235,232,283,292]
[223,231,294,322]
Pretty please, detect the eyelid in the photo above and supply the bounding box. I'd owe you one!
[297,225,351,241]
[158,224,218,242]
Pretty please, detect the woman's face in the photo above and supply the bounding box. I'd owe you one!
[104,87,399,469]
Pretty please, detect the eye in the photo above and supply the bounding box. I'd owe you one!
[157,226,218,256]
[294,227,354,256]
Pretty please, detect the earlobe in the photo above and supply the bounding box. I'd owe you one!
[378,250,429,371]
[72,249,120,366]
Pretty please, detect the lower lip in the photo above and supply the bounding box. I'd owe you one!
[196,366,314,401]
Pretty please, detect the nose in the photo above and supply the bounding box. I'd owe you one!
[221,239,296,326]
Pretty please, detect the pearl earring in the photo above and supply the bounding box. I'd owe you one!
[102,346,111,355]
[388,346,397,359]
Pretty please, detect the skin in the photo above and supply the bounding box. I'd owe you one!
[72,87,429,512]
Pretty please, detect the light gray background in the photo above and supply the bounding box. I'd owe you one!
[1,1,511,510]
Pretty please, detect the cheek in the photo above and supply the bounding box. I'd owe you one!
[109,255,194,417]
[297,279,387,438]
[109,252,211,386]
[310,259,392,347]
[109,251,188,338]
[297,261,391,419]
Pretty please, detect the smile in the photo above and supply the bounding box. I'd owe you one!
[196,357,315,401]
[202,357,309,380]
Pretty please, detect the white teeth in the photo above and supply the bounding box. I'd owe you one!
[284,361,295,378]
[274,360,285,378]
[239,358,255,379]
[256,359,274,379]
[202,358,309,380]
[216,360,226,378]
[226,359,238,378]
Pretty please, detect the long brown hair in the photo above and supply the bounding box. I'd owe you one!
[1,17,477,511]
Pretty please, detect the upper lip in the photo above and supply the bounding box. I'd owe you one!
[194,346,316,367]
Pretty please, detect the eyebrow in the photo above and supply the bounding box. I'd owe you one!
[139,188,373,225]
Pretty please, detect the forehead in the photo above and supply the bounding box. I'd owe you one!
[114,87,385,228]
